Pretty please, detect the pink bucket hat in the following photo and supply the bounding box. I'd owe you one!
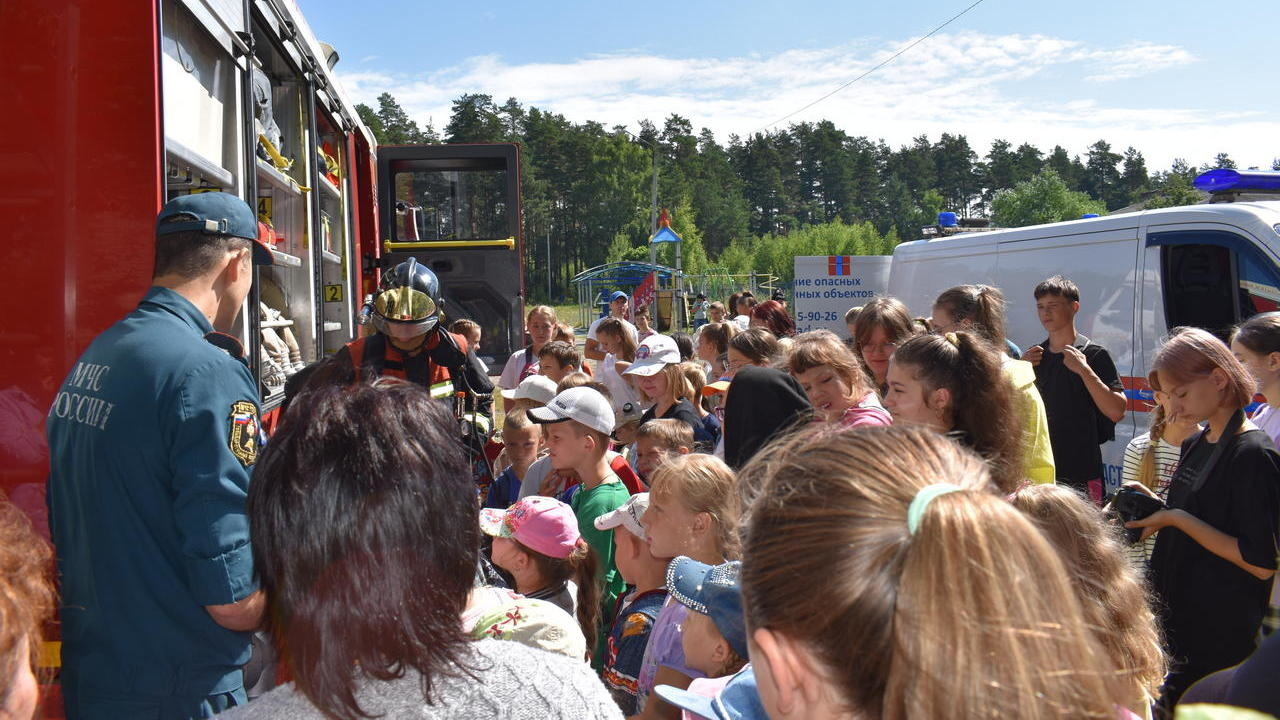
[479,496,581,559]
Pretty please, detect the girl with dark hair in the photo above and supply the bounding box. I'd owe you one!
[228,381,620,720]
[852,296,917,388]
[480,496,601,659]
[883,331,1024,494]
[933,285,1056,484]
[1231,311,1280,447]
[749,300,795,339]
[1127,327,1280,709]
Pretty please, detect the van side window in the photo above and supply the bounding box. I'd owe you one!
[1153,230,1280,340]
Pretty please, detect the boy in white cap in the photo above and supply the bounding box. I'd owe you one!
[528,386,629,668]
[500,374,558,412]
[595,494,668,715]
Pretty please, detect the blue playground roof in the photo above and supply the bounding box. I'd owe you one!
[571,261,680,288]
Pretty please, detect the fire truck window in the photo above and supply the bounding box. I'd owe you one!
[393,169,508,243]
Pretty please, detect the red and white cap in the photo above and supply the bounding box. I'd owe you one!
[623,334,681,377]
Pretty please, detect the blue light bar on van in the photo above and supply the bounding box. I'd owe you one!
[1194,169,1280,193]
[1081,213,1100,218]
[937,212,958,227]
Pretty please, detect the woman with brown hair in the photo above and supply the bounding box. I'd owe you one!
[851,296,917,389]
[0,502,53,720]
[884,331,1025,494]
[1126,327,1280,709]
[1010,484,1167,718]
[738,424,1130,720]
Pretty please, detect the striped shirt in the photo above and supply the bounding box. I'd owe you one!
[1120,432,1182,568]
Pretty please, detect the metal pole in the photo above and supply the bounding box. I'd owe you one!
[648,146,658,267]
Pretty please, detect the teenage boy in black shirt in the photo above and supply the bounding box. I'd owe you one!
[1022,276,1126,501]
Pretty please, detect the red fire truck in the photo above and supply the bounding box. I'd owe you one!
[0,1,523,709]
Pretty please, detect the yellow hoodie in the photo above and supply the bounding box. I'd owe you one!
[1003,357,1056,484]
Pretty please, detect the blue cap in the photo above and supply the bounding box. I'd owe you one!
[654,667,767,720]
[609,290,628,302]
[666,557,747,657]
[156,191,274,265]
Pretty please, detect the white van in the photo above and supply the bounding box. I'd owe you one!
[888,199,1280,491]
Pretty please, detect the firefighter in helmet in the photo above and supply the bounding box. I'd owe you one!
[331,258,492,400]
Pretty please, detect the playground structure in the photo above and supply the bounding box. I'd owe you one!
[570,261,781,331]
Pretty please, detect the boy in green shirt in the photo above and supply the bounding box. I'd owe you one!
[529,386,630,666]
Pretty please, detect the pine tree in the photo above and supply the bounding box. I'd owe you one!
[1083,140,1124,210]
[375,92,426,145]
[1120,147,1149,207]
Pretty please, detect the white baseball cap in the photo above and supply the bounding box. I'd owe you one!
[623,334,681,377]
[500,374,557,404]
[593,492,650,540]
[527,386,616,435]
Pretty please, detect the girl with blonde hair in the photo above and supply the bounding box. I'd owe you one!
[499,305,558,389]
[633,454,739,719]
[738,424,1131,720]
[625,336,711,448]
[787,330,889,428]
[1117,392,1200,567]
[1010,484,1167,718]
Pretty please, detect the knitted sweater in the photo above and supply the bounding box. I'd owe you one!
[216,639,623,719]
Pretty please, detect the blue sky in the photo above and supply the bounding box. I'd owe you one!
[300,0,1277,169]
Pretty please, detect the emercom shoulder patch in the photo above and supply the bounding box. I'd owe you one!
[228,400,260,466]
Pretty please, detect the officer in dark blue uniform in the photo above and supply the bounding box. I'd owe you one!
[47,192,271,719]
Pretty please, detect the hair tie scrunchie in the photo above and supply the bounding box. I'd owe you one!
[944,332,959,347]
[907,483,963,535]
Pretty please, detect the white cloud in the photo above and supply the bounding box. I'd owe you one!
[335,31,1276,168]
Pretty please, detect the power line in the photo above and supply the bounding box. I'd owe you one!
[755,0,988,133]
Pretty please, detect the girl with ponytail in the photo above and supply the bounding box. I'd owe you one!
[934,284,1055,484]
[884,331,1024,493]
[480,496,601,659]
[738,424,1130,719]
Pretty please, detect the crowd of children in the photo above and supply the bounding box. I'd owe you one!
[474,280,1280,719]
[4,279,1280,720]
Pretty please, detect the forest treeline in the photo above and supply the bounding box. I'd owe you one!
[357,92,1269,298]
